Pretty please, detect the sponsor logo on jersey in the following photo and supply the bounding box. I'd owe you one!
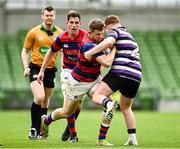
[39,47,49,54]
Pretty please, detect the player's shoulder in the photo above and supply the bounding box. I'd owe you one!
[58,31,68,40]
[30,25,41,32]
[26,25,40,37]
[81,41,96,53]
[79,29,88,39]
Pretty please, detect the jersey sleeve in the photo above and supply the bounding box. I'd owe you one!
[107,29,118,39]
[51,36,62,52]
[23,30,35,50]
[94,51,105,58]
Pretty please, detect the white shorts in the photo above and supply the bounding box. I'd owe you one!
[64,72,101,101]
[60,68,72,96]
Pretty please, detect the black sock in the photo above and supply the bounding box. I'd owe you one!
[40,107,48,116]
[127,128,136,134]
[31,102,41,134]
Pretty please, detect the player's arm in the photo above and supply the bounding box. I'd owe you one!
[96,46,116,67]
[21,48,31,77]
[21,30,35,77]
[37,49,54,84]
[85,36,116,60]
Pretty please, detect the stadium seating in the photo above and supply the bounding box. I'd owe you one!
[132,30,180,109]
[0,36,14,90]
[5,35,29,91]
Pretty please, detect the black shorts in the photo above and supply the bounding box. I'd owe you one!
[29,63,57,88]
[102,71,140,98]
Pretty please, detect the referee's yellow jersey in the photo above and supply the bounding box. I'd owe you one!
[23,24,63,68]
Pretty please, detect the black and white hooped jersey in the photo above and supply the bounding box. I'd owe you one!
[108,27,142,82]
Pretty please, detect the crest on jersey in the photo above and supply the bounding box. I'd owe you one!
[64,44,68,48]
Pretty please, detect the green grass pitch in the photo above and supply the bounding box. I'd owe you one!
[0,110,180,148]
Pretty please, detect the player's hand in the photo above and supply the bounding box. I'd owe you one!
[24,67,30,77]
[37,71,44,84]
[84,51,93,60]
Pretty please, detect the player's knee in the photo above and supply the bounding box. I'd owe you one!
[121,106,132,115]
[41,100,50,108]
[34,94,45,104]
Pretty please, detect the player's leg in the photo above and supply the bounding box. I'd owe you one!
[38,87,53,139]
[60,69,79,141]
[119,77,140,145]
[89,82,115,146]
[120,95,138,145]
[68,100,82,142]
[41,87,53,115]
[96,109,114,146]
[38,68,56,139]
[29,81,45,139]
[92,80,118,121]
[60,69,84,142]
[61,98,82,142]
[41,98,80,138]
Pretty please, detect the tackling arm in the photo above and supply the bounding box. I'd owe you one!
[96,46,116,67]
[85,36,116,60]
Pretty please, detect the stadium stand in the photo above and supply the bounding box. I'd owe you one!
[131,30,180,109]
[5,35,29,91]
[0,36,14,90]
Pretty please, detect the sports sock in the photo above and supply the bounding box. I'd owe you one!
[67,113,76,136]
[98,123,110,140]
[74,109,80,120]
[102,98,111,109]
[44,113,54,125]
[64,109,80,135]
[40,107,48,116]
[127,128,136,134]
[31,102,41,133]
[127,129,137,143]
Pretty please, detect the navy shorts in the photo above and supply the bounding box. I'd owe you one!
[29,63,57,88]
[102,71,140,98]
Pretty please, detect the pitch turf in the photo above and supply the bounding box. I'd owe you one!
[0,110,180,148]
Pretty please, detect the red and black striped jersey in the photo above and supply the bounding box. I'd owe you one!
[51,29,87,69]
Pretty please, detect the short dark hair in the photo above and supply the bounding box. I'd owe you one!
[67,10,81,21]
[105,15,120,26]
[89,18,105,32]
[42,6,55,15]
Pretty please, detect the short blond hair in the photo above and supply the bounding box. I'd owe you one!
[105,15,120,26]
